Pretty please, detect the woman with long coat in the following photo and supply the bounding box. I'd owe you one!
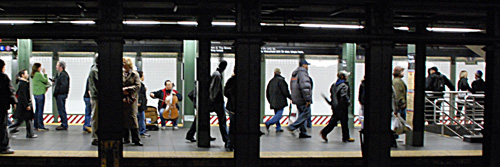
[122,57,142,146]
[9,70,37,138]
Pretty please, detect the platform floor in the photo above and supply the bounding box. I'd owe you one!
[2,125,482,158]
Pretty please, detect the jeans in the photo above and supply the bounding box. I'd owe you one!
[0,111,10,151]
[137,110,146,135]
[34,94,46,129]
[159,108,178,127]
[83,98,92,130]
[306,116,312,128]
[265,108,283,131]
[288,104,311,134]
[56,94,68,128]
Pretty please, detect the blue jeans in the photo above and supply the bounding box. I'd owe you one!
[83,98,91,130]
[137,110,146,134]
[288,104,311,134]
[34,94,46,129]
[306,116,312,128]
[265,108,283,131]
[159,108,177,127]
[56,94,68,128]
[398,108,407,121]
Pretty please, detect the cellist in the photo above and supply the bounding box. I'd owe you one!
[150,80,183,130]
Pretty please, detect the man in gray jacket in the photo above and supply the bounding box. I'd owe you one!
[88,55,99,146]
[209,60,230,150]
[287,59,313,138]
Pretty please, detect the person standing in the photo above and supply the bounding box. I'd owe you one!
[359,76,366,128]
[88,55,99,146]
[150,80,183,130]
[9,70,37,138]
[137,71,150,137]
[31,63,50,131]
[224,71,236,152]
[471,70,486,93]
[287,59,313,138]
[209,60,230,148]
[393,66,407,120]
[83,78,92,133]
[425,66,455,124]
[122,57,142,146]
[0,59,17,154]
[265,68,291,133]
[54,61,70,130]
[457,70,471,92]
[320,71,355,142]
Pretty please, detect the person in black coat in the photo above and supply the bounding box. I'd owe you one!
[136,71,150,137]
[265,68,291,133]
[9,70,36,138]
[425,67,455,124]
[457,70,471,92]
[471,70,486,93]
[0,59,17,154]
[224,73,237,152]
[53,61,70,130]
[320,71,355,143]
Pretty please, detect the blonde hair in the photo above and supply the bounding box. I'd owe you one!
[459,70,468,79]
[123,57,134,69]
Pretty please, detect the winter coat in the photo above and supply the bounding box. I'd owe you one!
[329,80,350,113]
[358,80,366,105]
[209,69,224,104]
[188,89,196,109]
[151,89,183,110]
[88,65,98,100]
[471,78,486,93]
[0,73,17,111]
[224,75,237,111]
[425,72,455,91]
[138,82,148,112]
[14,79,34,120]
[290,67,313,105]
[122,70,141,129]
[53,70,70,96]
[457,78,471,92]
[266,74,291,110]
[393,77,407,109]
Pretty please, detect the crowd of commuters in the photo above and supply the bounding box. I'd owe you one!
[0,56,489,154]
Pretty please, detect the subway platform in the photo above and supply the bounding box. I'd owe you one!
[1,124,481,159]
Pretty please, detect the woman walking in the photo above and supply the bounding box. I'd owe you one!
[9,70,37,138]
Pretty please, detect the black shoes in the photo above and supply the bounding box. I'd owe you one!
[320,130,328,142]
[56,126,67,131]
[91,139,98,146]
[298,133,312,138]
[27,134,38,138]
[186,137,196,142]
[224,143,233,152]
[140,133,151,137]
[123,140,131,144]
[9,129,19,134]
[210,137,216,141]
[0,149,15,154]
[342,138,355,142]
[133,141,144,146]
[277,129,284,132]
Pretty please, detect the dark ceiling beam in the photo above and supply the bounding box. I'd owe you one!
[0,24,497,44]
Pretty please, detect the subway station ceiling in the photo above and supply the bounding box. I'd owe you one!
[0,0,495,57]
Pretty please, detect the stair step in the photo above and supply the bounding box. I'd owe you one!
[463,135,483,143]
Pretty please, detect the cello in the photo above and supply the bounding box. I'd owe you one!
[161,91,179,120]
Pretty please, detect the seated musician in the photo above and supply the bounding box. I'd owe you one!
[150,80,183,130]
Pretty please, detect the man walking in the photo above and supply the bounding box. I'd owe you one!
[0,59,17,154]
[320,71,355,143]
[209,60,230,149]
[393,66,407,120]
[265,68,291,133]
[287,59,313,138]
[54,61,70,130]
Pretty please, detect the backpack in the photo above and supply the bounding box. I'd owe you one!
[433,75,445,91]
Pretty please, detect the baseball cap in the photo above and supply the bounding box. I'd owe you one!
[339,70,351,77]
[476,70,483,77]
[299,59,310,66]
[274,68,281,73]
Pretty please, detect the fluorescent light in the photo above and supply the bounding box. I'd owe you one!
[124,21,161,25]
[299,24,364,29]
[70,20,95,24]
[177,21,197,26]
[427,27,483,33]
[212,22,236,26]
[395,26,409,31]
[0,20,35,24]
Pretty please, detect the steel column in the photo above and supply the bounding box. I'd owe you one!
[196,13,212,148]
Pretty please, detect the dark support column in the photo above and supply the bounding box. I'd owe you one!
[196,13,212,148]
[97,0,124,166]
[363,2,393,167]
[235,0,261,166]
[484,8,500,167]
[411,23,427,147]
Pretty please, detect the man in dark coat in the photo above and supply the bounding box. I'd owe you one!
[265,68,291,133]
[224,72,237,151]
[0,59,17,154]
[471,70,486,93]
[9,69,37,138]
[209,60,230,149]
[287,59,313,138]
[320,71,355,143]
[137,71,150,137]
[424,66,454,124]
[54,61,70,130]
